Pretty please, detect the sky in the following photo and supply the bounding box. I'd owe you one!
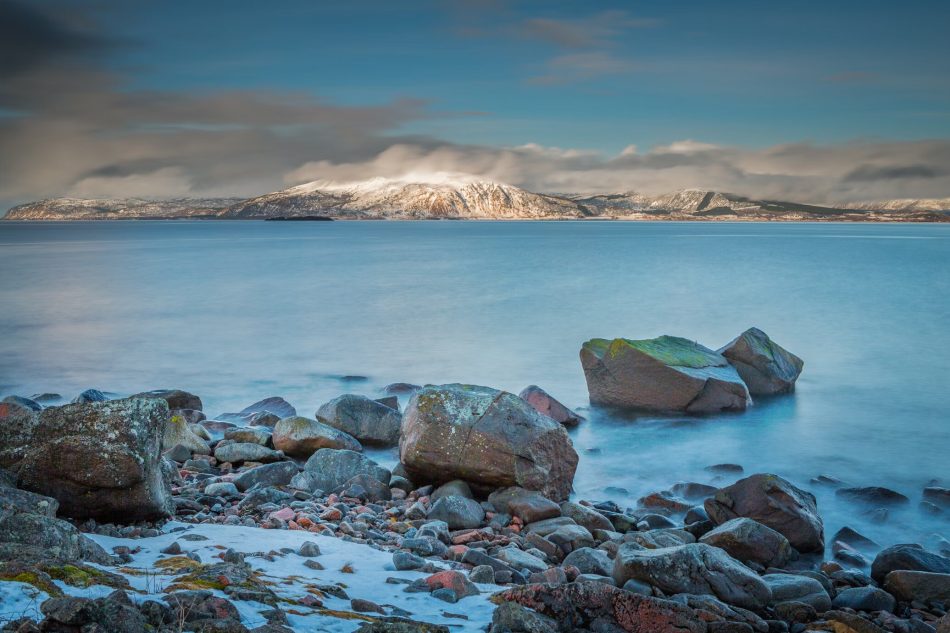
[1,0,949,208]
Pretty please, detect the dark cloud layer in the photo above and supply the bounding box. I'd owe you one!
[1,2,948,210]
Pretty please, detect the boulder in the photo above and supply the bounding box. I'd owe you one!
[316,395,402,447]
[2,395,42,412]
[699,517,792,568]
[489,487,561,523]
[272,416,361,457]
[870,544,950,583]
[563,547,613,576]
[717,328,803,395]
[580,335,751,413]
[518,385,583,427]
[492,581,707,633]
[427,495,485,530]
[13,398,173,522]
[336,473,392,503]
[399,384,578,501]
[489,601,558,633]
[762,573,831,612]
[832,586,896,612]
[163,412,211,455]
[224,426,272,446]
[612,542,772,610]
[0,509,111,563]
[72,389,107,403]
[0,400,39,467]
[302,449,390,493]
[883,570,950,603]
[0,478,58,516]
[496,547,548,573]
[233,461,299,492]
[213,442,283,464]
[836,486,909,506]
[240,397,295,419]
[704,473,824,553]
[132,389,202,411]
[560,501,613,533]
[431,479,474,501]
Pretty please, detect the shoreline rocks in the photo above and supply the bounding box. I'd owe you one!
[316,394,402,447]
[717,328,804,395]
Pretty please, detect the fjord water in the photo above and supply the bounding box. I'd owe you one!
[1,221,948,551]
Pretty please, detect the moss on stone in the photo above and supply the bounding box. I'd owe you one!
[154,556,203,574]
[0,569,63,597]
[597,335,725,368]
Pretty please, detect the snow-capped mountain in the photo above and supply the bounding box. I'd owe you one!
[223,174,588,219]
[4,197,239,220]
[840,197,950,212]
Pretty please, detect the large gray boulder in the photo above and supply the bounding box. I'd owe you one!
[871,544,950,583]
[13,398,173,522]
[427,495,485,530]
[699,517,793,568]
[0,400,39,468]
[0,509,111,563]
[302,448,390,493]
[580,335,751,413]
[763,573,832,612]
[232,461,299,492]
[399,384,578,501]
[272,416,361,457]
[718,328,803,395]
[612,542,772,610]
[316,394,402,447]
[705,473,824,553]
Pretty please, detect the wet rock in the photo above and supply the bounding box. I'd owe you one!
[224,426,272,446]
[233,461,298,491]
[883,570,950,603]
[612,542,772,610]
[489,487,561,524]
[704,473,824,553]
[580,335,750,413]
[133,389,203,411]
[383,383,421,395]
[870,544,950,583]
[836,487,909,506]
[2,395,42,412]
[699,517,793,568]
[820,610,887,633]
[518,385,583,427]
[489,601,558,633]
[0,508,111,563]
[625,528,694,550]
[832,586,896,612]
[317,394,402,447]
[431,479,474,501]
[923,486,950,507]
[303,448,391,492]
[559,501,613,533]
[762,574,831,612]
[213,442,284,464]
[563,547,613,576]
[73,389,107,403]
[717,328,803,395]
[427,495,485,529]
[400,384,578,501]
[336,473,392,502]
[272,416,361,457]
[239,397,296,419]
[14,397,173,522]
[493,581,707,633]
[672,482,720,500]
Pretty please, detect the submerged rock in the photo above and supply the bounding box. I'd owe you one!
[717,328,803,395]
[272,416,361,457]
[14,397,173,522]
[399,384,578,501]
[580,335,751,413]
[518,385,583,427]
[705,473,824,553]
[316,394,402,447]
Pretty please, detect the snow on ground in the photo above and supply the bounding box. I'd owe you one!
[0,581,48,624]
[81,521,499,632]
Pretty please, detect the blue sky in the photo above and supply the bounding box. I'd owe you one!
[1,0,949,204]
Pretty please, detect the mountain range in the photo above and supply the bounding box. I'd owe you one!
[5,175,949,222]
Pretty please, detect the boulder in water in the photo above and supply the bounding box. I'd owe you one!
[316,394,402,447]
[717,328,803,395]
[399,384,578,501]
[518,385,583,427]
[132,389,203,411]
[580,335,750,413]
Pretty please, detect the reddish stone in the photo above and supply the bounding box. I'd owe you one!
[269,507,295,522]
[320,508,343,521]
[424,570,479,598]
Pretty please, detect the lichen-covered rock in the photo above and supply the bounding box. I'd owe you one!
[0,478,58,517]
[316,394,402,447]
[302,448,390,493]
[272,416,361,458]
[213,442,283,464]
[163,412,211,455]
[580,335,751,413]
[492,581,707,633]
[717,328,803,395]
[0,400,39,467]
[518,385,583,427]
[699,517,792,568]
[132,389,203,411]
[705,473,824,553]
[612,542,772,610]
[13,397,173,522]
[399,384,578,502]
[0,509,111,563]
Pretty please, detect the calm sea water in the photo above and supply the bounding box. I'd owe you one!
[1,221,947,551]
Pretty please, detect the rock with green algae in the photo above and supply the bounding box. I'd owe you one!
[580,335,751,413]
[13,397,174,523]
[718,327,803,395]
[399,384,578,502]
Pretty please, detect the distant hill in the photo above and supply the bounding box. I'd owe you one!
[4,176,948,222]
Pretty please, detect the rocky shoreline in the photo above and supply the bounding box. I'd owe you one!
[1,333,948,633]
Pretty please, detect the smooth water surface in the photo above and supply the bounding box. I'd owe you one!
[1,221,948,550]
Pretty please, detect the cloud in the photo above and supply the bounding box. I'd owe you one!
[528,51,641,85]
[520,11,659,49]
[285,139,950,204]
